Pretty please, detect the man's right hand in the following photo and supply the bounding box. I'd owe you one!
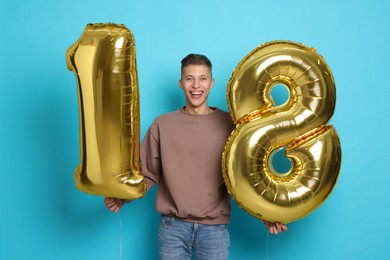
[104,197,127,213]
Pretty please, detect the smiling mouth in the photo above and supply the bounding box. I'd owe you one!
[190,91,203,96]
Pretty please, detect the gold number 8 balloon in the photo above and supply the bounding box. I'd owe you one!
[222,41,341,223]
[66,23,146,199]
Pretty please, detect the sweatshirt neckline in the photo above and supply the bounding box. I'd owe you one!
[179,107,219,118]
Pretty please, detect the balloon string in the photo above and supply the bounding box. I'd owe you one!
[118,212,123,260]
[266,230,269,260]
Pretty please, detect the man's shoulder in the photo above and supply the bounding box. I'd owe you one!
[214,107,230,116]
[152,109,182,125]
[213,107,233,119]
[212,108,235,130]
[156,109,181,120]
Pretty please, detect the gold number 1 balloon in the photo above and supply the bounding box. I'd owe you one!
[66,23,146,199]
[223,41,341,223]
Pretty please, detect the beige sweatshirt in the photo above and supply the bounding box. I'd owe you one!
[140,107,235,224]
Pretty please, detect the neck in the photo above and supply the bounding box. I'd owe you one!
[184,106,213,115]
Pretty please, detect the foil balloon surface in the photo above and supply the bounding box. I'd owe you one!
[66,23,145,199]
[222,41,341,223]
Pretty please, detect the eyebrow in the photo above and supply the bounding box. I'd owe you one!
[184,74,210,77]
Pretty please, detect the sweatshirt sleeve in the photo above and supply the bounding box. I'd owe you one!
[140,123,161,191]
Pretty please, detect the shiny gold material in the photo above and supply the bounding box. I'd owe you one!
[223,41,341,223]
[66,23,145,199]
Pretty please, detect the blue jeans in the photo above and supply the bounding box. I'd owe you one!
[158,214,230,260]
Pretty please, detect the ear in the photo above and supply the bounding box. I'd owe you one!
[211,78,215,88]
[178,79,183,89]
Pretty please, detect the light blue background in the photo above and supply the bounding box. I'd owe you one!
[1,0,389,259]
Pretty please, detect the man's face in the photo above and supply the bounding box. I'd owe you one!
[179,64,214,113]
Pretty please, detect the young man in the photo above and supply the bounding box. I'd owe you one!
[105,54,287,259]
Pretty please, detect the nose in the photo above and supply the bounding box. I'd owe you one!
[192,78,200,88]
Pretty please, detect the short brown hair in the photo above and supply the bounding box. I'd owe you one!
[181,54,212,75]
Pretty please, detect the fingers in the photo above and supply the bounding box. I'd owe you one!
[274,223,282,234]
[104,197,123,213]
[263,221,288,235]
[269,223,278,234]
[281,223,288,232]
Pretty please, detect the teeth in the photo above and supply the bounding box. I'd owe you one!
[190,91,203,95]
